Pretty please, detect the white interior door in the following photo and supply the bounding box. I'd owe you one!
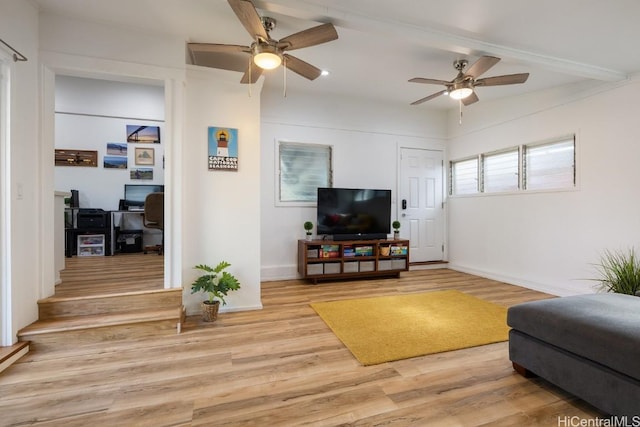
[399,148,444,262]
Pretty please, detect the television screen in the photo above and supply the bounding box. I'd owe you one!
[124,184,164,208]
[317,187,391,240]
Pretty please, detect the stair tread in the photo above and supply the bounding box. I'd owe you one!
[0,342,29,364]
[40,287,182,304]
[18,307,182,336]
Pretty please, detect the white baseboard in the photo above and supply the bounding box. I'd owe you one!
[184,303,263,316]
[260,265,299,282]
[409,263,449,271]
[447,263,595,297]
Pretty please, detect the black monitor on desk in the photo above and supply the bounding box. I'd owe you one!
[123,184,164,210]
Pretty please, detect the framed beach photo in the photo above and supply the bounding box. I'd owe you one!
[104,155,127,169]
[135,147,155,165]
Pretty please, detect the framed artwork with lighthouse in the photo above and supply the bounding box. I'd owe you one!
[208,126,239,171]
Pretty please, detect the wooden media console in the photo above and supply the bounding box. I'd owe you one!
[298,238,410,283]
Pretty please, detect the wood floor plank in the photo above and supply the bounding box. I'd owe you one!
[0,257,609,426]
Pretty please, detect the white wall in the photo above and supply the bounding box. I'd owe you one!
[37,10,262,318]
[54,75,165,211]
[1,0,40,345]
[181,66,263,313]
[260,85,448,280]
[446,78,640,296]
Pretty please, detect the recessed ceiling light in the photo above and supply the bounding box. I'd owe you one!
[320,70,330,77]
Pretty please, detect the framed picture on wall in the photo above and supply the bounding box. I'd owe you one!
[104,155,127,169]
[106,142,127,155]
[130,168,153,180]
[135,147,154,165]
[208,126,238,171]
[126,125,161,144]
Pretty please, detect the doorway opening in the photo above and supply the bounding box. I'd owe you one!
[53,75,167,296]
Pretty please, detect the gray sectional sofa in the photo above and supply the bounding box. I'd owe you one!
[507,293,640,417]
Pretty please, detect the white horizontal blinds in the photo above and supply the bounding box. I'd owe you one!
[279,142,332,202]
[451,157,478,195]
[524,137,575,190]
[483,149,519,193]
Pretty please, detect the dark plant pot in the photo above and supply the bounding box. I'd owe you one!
[201,300,220,322]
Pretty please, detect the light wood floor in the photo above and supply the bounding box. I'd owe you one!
[55,253,164,297]
[0,257,605,426]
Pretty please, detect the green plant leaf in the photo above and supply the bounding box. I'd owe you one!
[593,248,640,295]
[190,261,240,305]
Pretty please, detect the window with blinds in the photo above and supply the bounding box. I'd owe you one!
[450,157,478,195]
[524,137,575,190]
[449,134,576,196]
[278,142,332,204]
[482,148,519,193]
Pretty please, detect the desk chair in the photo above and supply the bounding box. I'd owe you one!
[143,192,164,255]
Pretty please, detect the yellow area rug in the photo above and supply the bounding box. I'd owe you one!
[311,290,509,366]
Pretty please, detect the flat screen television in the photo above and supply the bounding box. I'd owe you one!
[317,187,391,241]
[123,184,164,209]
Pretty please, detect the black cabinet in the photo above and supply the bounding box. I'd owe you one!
[65,210,111,257]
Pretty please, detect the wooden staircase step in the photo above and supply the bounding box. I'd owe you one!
[38,288,182,319]
[18,307,183,352]
[0,342,30,374]
[20,307,183,336]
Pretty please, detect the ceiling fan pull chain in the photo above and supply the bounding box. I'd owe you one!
[283,56,287,98]
[459,100,463,125]
[248,57,252,97]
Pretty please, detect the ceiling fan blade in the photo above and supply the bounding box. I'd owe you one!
[187,43,251,72]
[475,73,530,86]
[410,90,447,105]
[228,0,268,40]
[465,56,500,79]
[277,23,338,51]
[408,77,450,86]
[461,91,479,106]
[283,54,322,80]
[188,43,248,54]
[240,61,264,84]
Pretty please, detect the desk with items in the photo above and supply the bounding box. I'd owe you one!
[65,208,158,257]
[64,184,164,257]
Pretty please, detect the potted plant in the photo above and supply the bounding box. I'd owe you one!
[190,261,241,322]
[593,248,640,295]
[304,221,314,240]
[392,220,401,240]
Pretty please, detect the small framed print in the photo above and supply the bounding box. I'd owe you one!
[130,168,153,180]
[208,126,238,171]
[135,147,155,166]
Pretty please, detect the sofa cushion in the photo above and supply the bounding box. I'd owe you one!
[507,293,640,380]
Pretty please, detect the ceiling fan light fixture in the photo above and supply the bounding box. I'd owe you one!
[449,80,474,100]
[253,44,282,70]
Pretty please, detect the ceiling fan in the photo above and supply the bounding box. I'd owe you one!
[409,56,529,106]
[188,0,338,84]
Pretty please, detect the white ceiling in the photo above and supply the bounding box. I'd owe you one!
[34,0,640,110]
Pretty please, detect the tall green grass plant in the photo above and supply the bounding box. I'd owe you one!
[594,248,640,295]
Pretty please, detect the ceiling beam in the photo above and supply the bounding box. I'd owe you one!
[256,0,627,82]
